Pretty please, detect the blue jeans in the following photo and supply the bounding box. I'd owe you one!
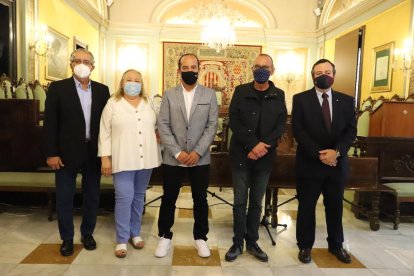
[113,169,152,243]
[232,167,271,246]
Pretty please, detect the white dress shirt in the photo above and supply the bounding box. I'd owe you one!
[182,83,197,121]
[174,84,197,165]
[73,77,92,139]
[98,97,162,174]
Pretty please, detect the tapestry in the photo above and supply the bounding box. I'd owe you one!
[163,42,262,106]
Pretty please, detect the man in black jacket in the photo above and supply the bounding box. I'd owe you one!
[292,59,356,264]
[225,54,287,262]
[43,49,110,256]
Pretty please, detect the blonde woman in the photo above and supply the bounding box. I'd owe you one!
[99,69,161,258]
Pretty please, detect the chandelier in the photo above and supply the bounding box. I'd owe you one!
[178,0,246,53]
[201,17,236,53]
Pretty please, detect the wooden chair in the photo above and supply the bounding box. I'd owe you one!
[359,97,372,111]
[390,94,402,101]
[405,94,414,102]
[32,80,47,112]
[0,74,13,99]
[348,107,372,156]
[356,107,372,137]
[15,81,34,100]
[211,117,224,152]
[152,94,162,115]
[382,182,414,230]
[0,85,4,99]
[372,96,385,111]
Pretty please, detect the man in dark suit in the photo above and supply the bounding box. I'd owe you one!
[292,59,356,264]
[43,49,110,256]
[225,54,287,262]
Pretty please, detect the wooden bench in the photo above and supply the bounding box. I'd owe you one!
[382,182,414,230]
[0,153,380,230]
[209,152,382,231]
[0,172,115,221]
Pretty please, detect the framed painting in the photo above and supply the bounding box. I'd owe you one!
[163,42,262,107]
[45,27,69,81]
[371,42,394,92]
[73,36,88,51]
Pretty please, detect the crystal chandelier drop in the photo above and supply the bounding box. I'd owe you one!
[201,17,236,53]
[177,0,245,53]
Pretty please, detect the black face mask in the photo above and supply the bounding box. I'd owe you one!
[181,71,198,85]
[314,74,334,89]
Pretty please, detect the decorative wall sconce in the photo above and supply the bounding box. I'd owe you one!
[29,25,53,56]
[281,72,302,85]
[274,49,307,114]
[394,38,413,73]
[276,51,304,90]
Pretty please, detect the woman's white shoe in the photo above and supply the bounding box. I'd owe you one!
[130,236,144,249]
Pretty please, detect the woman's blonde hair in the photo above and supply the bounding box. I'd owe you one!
[113,69,148,101]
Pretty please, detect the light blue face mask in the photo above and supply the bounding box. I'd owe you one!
[124,82,142,96]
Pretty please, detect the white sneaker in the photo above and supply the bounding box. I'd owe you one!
[194,239,210,257]
[154,237,171,258]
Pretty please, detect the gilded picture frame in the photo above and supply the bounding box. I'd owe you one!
[45,27,69,81]
[371,42,394,92]
[73,36,88,51]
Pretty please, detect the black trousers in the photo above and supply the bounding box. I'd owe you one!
[158,164,210,241]
[55,145,101,241]
[296,170,345,250]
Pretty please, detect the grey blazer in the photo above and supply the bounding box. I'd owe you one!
[157,84,218,166]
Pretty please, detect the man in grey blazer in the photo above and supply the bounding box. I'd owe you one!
[155,54,218,258]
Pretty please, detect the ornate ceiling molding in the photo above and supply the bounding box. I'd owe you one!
[317,0,405,36]
[65,0,109,28]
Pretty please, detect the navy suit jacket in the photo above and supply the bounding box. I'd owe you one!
[43,77,110,171]
[291,88,356,180]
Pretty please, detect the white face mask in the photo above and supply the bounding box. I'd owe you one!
[73,64,91,79]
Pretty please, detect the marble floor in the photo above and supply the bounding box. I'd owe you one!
[0,186,414,276]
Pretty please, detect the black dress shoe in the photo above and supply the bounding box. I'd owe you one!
[328,247,351,263]
[225,243,243,262]
[60,240,74,256]
[81,235,97,250]
[298,248,312,263]
[246,243,268,262]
